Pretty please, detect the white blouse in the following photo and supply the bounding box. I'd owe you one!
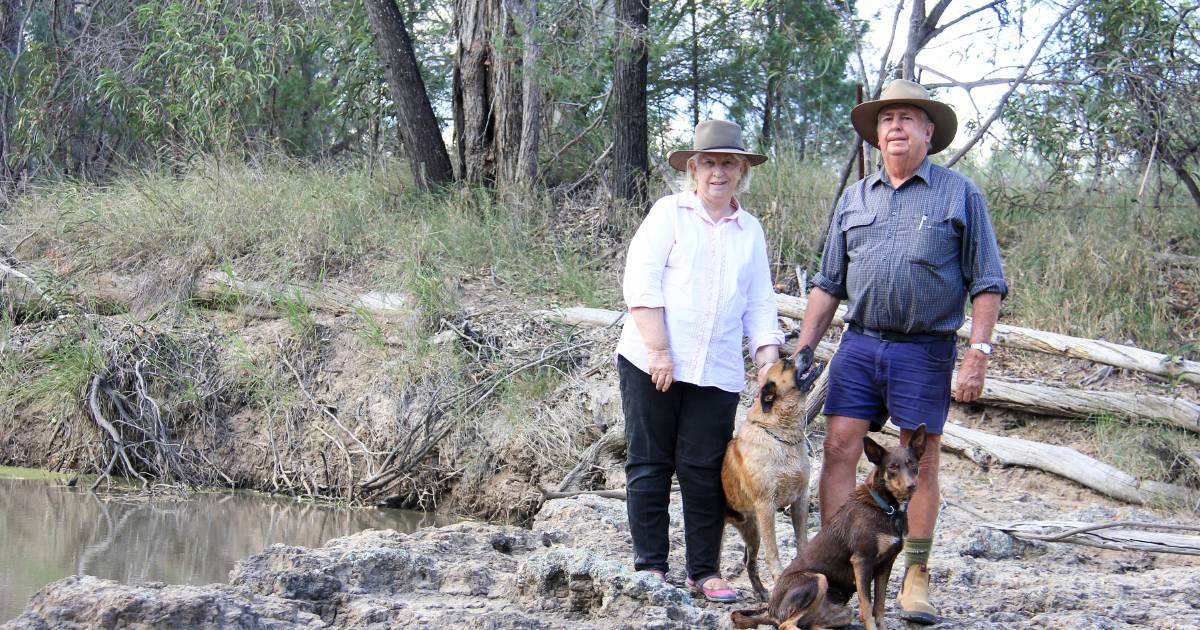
[617,191,784,393]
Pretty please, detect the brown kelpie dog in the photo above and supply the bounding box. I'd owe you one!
[730,425,928,630]
[722,347,824,600]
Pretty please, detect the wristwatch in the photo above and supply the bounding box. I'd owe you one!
[969,342,993,355]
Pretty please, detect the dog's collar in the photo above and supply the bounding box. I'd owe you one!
[758,425,802,446]
[868,488,903,516]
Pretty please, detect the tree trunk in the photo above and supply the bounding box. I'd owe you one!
[689,0,699,129]
[452,0,495,185]
[514,0,541,189]
[492,0,524,191]
[612,0,650,206]
[759,1,776,149]
[1,0,26,209]
[958,375,1200,434]
[363,0,454,191]
[983,521,1200,556]
[1164,152,1200,210]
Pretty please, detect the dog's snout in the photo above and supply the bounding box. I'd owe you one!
[794,360,826,393]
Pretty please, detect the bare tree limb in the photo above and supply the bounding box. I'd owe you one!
[946,0,1085,167]
[926,0,1004,41]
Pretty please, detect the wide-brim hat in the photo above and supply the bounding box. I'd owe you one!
[850,79,957,154]
[667,120,768,171]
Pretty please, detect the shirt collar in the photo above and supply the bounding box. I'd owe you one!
[681,191,745,228]
[870,157,932,190]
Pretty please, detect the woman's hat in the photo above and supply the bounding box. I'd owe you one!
[850,79,958,154]
[667,120,768,171]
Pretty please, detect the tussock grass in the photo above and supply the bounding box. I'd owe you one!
[8,157,612,329]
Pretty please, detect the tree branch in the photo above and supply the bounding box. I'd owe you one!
[946,0,1085,167]
[927,0,1004,41]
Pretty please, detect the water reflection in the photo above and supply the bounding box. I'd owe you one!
[0,477,446,622]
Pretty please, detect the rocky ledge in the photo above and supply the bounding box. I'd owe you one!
[6,492,1200,629]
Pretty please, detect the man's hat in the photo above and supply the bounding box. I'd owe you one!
[667,120,768,171]
[851,79,958,154]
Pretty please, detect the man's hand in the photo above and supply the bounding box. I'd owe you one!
[647,349,674,392]
[954,349,987,402]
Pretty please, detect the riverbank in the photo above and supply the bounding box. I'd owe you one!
[7,448,1200,628]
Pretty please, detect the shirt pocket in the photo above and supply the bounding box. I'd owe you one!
[841,209,879,261]
[910,216,960,268]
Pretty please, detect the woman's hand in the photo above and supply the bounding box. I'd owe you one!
[755,362,773,386]
[646,349,674,392]
[753,344,780,386]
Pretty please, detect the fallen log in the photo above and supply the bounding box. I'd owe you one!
[962,375,1200,435]
[84,271,414,320]
[982,520,1200,555]
[775,293,1200,385]
[546,307,1197,431]
[882,422,1197,508]
[192,272,412,318]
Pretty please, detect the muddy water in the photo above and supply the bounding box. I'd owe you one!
[0,474,447,622]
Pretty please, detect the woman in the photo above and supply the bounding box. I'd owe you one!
[616,119,783,603]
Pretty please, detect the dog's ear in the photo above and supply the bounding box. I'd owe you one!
[863,436,887,466]
[759,381,777,412]
[907,423,928,461]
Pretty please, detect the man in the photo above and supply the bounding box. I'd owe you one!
[793,79,1007,625]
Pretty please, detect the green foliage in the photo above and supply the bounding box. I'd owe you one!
[1005,0,1200,196]
[648,0,856,155]
[1,333,103,416]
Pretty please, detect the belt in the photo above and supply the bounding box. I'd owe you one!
[849,323,955,343]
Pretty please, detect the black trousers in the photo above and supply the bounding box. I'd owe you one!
[617,354,739,582]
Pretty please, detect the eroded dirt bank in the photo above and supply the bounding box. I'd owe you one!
[7,434,1200,629]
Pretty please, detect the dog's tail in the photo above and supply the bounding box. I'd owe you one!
[730,607,778,628]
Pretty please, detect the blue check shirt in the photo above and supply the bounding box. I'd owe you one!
[812,158,1008,335]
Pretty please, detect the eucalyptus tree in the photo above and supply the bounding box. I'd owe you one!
[1005,0,1200,207]
[452,0,542,191]
[365,0,454,189]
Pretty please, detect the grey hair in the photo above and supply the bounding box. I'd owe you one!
[681,153,753,194]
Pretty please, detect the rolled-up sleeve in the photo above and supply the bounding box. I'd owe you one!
[811,191,851,299]
[743,224,785,357]
[623,199,676,309]
[962,188,1008,299]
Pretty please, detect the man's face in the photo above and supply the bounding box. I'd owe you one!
[877,105,933,161]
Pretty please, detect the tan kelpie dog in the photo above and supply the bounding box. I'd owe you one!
[730,425,928,630]
[722,347,825,600]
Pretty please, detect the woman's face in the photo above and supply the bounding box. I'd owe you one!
[691,153,744,203]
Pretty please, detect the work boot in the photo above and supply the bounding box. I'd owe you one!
[896,563,939,624]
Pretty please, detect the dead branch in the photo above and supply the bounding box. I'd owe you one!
[775,292,1200,385]
[983,520,1200,555]
[882,422,1198,508]
[556,423,625,492]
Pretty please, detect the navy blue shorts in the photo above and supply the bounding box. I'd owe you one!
[823,327,956,435]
